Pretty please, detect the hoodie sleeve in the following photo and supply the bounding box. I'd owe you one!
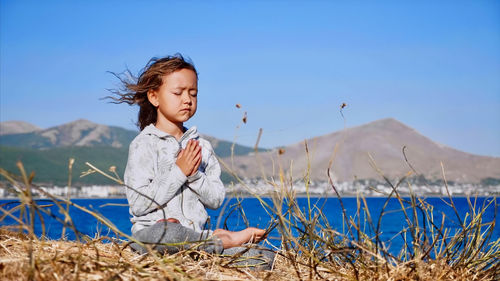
[186,140,225,209]
[124,137,187,216]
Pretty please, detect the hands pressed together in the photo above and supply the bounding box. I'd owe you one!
[176,139,202,176]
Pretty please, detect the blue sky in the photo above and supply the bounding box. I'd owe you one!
[1,0,499,156]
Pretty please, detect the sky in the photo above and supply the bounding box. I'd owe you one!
[1,0,499,156]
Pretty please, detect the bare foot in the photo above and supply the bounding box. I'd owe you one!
[213,227,267,249]
[246,227,266,243]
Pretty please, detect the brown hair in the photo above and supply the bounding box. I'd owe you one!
[107,54,198,130]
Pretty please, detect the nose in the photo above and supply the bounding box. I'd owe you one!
[182,92,192,104]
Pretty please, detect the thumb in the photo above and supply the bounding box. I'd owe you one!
[177,149,184,158]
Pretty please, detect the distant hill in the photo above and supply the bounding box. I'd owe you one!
[0,145,129,185]
[0,121,41,136]
[0,119,136,149]
[224,118,500,183]
[0,119,263,156]
[3,118,497,185]
[0,120,264,185]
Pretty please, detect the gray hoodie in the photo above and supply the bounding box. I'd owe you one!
[124,124,225,234]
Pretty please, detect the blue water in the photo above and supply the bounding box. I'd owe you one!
[1,197,498,255]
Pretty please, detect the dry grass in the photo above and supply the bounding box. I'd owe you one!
[1,146,499,280]
[0,227,495,281]
[0,228,276,280]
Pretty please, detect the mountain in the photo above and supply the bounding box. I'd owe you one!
[223,118,500,183]
[0,120,263,185]
[0,121,41,136]
[0,119,136,149]
[0,119,263,156]
[2,118,498,185]
[0,145,129,186]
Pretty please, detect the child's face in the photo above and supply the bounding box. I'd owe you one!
[148,68,198,127]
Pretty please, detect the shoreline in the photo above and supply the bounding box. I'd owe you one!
[0,194,497,200]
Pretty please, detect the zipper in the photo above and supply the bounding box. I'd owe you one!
[152,126,197,222]
[171,127,196,221]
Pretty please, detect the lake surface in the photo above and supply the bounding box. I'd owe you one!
[1,197,498,254]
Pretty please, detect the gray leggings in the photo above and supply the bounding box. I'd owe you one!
[129,221,275,270]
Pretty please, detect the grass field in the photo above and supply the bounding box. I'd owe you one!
[0,156,499,280]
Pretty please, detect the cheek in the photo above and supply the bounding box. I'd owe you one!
[163,94,178,105]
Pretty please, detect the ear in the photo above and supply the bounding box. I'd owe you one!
[147,90,159,107]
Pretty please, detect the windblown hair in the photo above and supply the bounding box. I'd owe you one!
[107,54,198,130]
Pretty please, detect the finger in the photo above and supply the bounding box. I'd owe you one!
[185,140,196,156]
[183,148,197,165]
[190,156,201,175]
[181,143,192,158]
[186,139,193,149]
[186,147,197,162]
[190,152,201,167]
[192,141,201,156]
[193,154,202,169]
[188,139,197,152]
[193,143,201,156]
[177,149,184,159]
[186,140,200,158]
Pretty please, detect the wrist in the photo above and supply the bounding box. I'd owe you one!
[187,170,203,183]
[171,164,188,184]
[175,160,189,176]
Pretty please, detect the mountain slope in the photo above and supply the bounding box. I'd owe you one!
[0,119,137,149]
[0,121,41,136]
[2,118,498,184]
[0,119,263,157]
[224,118,500,183]
[0,120,263,185]
[0,145,128,185]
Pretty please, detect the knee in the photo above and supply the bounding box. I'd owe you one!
[133,221,185,243]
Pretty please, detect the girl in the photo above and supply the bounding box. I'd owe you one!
[110,54,274,268]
